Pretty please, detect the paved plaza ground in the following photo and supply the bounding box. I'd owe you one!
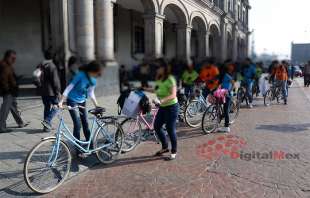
[1,79,310,197]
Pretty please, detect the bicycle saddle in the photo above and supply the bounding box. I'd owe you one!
[89,107,106,116]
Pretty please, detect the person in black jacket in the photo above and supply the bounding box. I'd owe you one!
[0,50,28,133]
[39,50,61,132]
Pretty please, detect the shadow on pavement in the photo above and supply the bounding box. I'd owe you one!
[256,123,310,133]
[0,181,39,197]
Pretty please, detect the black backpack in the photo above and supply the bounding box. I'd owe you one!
[139,95,151,115]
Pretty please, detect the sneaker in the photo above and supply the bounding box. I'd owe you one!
[18,121,30,128]
[41,120,52,130]
[217,127,231,133]
[249,103,253,109]
[43,127,51,132]
[165,153,177,161]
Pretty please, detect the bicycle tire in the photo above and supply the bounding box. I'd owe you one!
[120,118,142,153]
[24,138,71,194]
[264,89,272,106]
[184,100,207,128]
[93,120,124,164]
[202,105,219,134]
[229,98,240,124]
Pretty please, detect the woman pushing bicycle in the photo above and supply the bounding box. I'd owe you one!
[58,61,103,157]
[143,58,179,160]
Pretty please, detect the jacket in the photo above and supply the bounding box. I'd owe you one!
[38,60,61,97]
[0,60,18,96]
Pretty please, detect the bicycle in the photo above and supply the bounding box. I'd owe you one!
[120,102,160,152]
[23,106,124,194]
[184,84,209,128]
[264,83,282,106]
[202,93,232,134]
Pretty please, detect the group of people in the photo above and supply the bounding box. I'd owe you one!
[0,49,293,161]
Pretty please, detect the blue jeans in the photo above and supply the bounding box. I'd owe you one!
[184,84,194,98]
[42,96,58,125]
[154,103,179,153]
[67,99,90,142]
[275,80,288,101]
[223,96,231,127]
[242,81,253,104]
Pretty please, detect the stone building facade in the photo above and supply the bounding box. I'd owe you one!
[0,0,250,94]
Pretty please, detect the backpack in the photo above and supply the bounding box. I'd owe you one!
[139,95,151,115]
[117,89,131,115]
[33,63,49,87]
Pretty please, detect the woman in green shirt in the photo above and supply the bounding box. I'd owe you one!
[144,58,179,160]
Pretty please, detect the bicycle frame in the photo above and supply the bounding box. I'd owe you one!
[48,110,114,166]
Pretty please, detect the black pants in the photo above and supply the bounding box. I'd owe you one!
[223,96,231,127]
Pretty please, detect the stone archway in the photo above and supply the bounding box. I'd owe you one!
[209,24,221,61]
[162,3,190,62]
[190,15,208,61]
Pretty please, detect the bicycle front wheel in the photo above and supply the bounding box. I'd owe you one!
[184,100,207,128]
[93,120,124,164]
[202,105,219,134]
[121,118,142,152]
[24,138,71,194]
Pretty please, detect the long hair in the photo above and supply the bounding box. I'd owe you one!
[155,58,170,81]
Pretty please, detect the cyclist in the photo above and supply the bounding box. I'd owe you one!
[199,58,220,98]
[241,58,256,108]
[181,64,199,98]
[58,61,102,157]
[218,63,235,133]
[254,62,263,96]
[274,62,288,105]
[144,58,179,161]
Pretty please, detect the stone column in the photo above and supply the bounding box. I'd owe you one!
[177,25,192,63]
[75,0,95,62]
[220,22,227,61]
[197,30,208,60]
[144,14,165,60]
[232,26,238,61]
[96,0,115,63]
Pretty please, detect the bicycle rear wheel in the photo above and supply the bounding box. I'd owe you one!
[229,98,240,124]
[184,100,207,128]
[264,89,272,106]
[93,120,124,164]
[121,118,142,152]
[202,105,219,134]
[24,138,71,194]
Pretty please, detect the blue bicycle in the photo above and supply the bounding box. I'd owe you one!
[23,106,124,194]
[184,85,210,128]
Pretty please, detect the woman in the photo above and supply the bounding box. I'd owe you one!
[58,61,102,155]
[218,63,235,133]
[144,58,179,160]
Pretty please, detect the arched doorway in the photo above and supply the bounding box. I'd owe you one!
[162,3,188,61]
[191,16,207,61]
[114,0,157,66]
[209,24,221,61]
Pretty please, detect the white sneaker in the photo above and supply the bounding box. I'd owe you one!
[249,103,253,109]
[217,127,230,133]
